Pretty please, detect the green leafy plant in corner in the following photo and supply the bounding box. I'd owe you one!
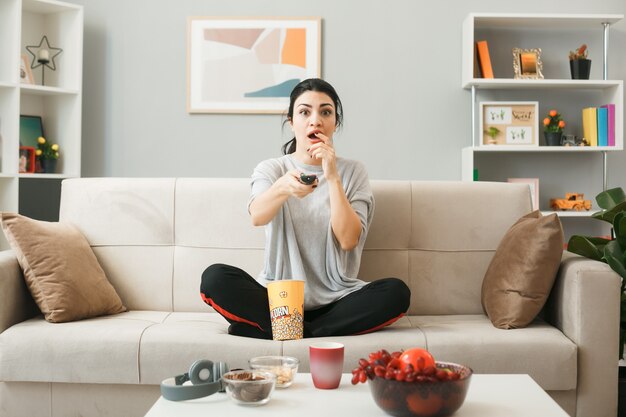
[567,187,626,359]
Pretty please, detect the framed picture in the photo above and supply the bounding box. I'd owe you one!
[187,17,321,114]
[19,146,36,173]
[479,101,539,146]
[19,115,44,148]
[508,178,539,211]
[19,54,34,84]
[512,48,544,79]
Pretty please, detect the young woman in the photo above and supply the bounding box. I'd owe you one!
[200,78,410,339]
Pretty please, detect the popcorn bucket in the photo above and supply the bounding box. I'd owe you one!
[267,280,305,341]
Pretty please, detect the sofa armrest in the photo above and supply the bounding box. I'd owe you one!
[545,250,620,417]
[0,250,38,333]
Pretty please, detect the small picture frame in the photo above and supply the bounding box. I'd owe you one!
[19,54,34,84]
[479,101,539,147]
[19,146,36,173]
[512,48,544,79]
[19,115,44,148]
[508,178,539,211]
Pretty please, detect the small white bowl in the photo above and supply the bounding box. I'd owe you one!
[249,356,300,388]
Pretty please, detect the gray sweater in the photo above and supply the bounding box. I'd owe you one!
[249,154,375,310]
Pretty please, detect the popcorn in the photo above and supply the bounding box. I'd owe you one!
[271,309,303,341]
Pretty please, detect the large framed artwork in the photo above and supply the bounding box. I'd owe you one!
[187,17,321,114]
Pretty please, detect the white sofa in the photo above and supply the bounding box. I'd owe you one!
[0,178,620,417]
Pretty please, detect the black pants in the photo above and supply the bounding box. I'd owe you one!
[200,263,411,339]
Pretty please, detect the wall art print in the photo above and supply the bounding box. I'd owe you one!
[479,101,539,147]
[187,17,321,114]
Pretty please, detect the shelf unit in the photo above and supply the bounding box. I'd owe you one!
[0,0,82,247]
[461,13,624,220]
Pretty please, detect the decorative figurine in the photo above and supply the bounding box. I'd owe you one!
[550,193,592,211]
[25,35,63,86]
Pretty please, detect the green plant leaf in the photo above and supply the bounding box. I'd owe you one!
[567,235,609,261]
[596,187,626,210]
[566,189,626,360]
[593,201,626,224]
[603,240,626,280]
[615,212,626,247]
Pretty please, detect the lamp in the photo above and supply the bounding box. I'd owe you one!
[25,36,63,86]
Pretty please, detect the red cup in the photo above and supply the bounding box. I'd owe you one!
[309,342,344,389]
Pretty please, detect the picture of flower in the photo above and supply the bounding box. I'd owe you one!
[543,109,565,133]
[36,136,60,160]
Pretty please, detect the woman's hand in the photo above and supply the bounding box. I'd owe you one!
[308,134,362,250]
[275,170,317,199]
[307,133,338,181]
[249,170,317,227]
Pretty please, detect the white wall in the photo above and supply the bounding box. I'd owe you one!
[64,0,625,189]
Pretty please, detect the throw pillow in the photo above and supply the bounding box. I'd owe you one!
[0,212,126,322]
[481,210,563,329]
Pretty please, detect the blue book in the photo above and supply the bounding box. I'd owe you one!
[597,107,608,147]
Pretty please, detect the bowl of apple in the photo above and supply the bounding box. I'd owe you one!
[352,348,472,417]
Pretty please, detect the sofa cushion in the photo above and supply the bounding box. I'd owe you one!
[410,315,577,391]
[0,311,167,383]
[138,312,281,384]
[0,212,126,322]
[481,211,563,329]
[282,315,423,373]
[0,311,281,385]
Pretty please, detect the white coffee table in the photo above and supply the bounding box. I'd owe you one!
[145,373,569,416]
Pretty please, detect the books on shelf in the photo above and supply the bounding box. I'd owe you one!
[475,40,494,79]
[582,104,615,147]
[582,107,597,146]
[597,107,608,146]
[601,103,616,146]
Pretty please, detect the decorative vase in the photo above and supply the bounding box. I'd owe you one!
[544,131,562,146]
[570,59,591,80]
[40,158,57,173]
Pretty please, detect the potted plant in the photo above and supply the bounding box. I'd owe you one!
[569,44,591,80]
[543,109,565,146]
[567,187,626,415]
[567,188,626,358]
[35,136,60,173]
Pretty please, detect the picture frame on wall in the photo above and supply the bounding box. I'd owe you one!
[508,178,539,211]
[187,16,321,114]
[19,54,34,84]
[512,48,544,79]
[479,101,539,147]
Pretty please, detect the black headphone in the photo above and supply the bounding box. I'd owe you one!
[160,359,229,401]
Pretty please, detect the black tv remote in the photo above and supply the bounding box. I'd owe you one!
[300,173,317,185]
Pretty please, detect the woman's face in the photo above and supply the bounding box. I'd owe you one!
[289,91,337,158]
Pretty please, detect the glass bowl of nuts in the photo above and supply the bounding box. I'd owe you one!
[248,355,300,388]
[222,370,276,406]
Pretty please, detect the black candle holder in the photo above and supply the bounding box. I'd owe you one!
[25,36,63,86]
